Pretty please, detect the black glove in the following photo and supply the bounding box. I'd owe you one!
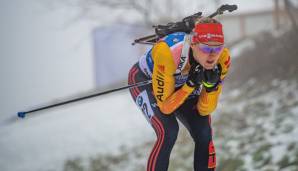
[203,65,221,92]
[186,63,204,88]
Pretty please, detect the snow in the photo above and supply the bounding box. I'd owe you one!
[214,78,298,171]
[0,91,152,171]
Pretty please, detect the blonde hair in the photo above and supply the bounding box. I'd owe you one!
[195,17,220,24]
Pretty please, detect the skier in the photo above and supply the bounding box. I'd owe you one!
[128,17,231,171]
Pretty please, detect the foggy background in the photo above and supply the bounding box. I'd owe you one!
[0,0,297,171]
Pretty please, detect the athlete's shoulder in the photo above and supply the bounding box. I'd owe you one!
[221,47,230,56]
[162,32,186,47]
[151,40,176,73]
[218,47,231,79]
[219,48,231,63]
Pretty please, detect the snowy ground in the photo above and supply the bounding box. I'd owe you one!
[0,91,152,171]
[213,79,298,171]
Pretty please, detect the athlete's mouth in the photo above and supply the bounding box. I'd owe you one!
[206,60,214,64]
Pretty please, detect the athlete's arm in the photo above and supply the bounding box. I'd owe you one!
[152,41,195,114]
[197,48,231,115]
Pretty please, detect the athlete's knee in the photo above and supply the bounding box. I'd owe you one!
[164,124,179,146]
[155,120,179,147]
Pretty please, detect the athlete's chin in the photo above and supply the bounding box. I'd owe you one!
[203,63,215,70]
[202,60,217,69]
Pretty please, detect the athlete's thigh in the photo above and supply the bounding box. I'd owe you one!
[128,64,177,126]
[176,97,211,136]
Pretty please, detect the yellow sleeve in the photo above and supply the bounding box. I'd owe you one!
[152,41,195,115]
[197,85,222,116]
[218,48,231,80]
[197,48,231,116]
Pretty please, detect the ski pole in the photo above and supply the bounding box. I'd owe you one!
[17,80,152,118]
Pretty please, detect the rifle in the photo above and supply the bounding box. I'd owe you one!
[132,4,237,45]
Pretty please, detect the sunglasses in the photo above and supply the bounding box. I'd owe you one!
[195,43,224,54]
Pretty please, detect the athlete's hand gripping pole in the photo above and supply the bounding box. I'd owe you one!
[186,63,205,88]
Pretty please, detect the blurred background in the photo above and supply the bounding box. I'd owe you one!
[0,0,297,171]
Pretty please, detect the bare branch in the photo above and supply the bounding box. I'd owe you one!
[44,0,208,27]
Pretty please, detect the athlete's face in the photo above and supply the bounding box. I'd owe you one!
[191,41,224,70]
